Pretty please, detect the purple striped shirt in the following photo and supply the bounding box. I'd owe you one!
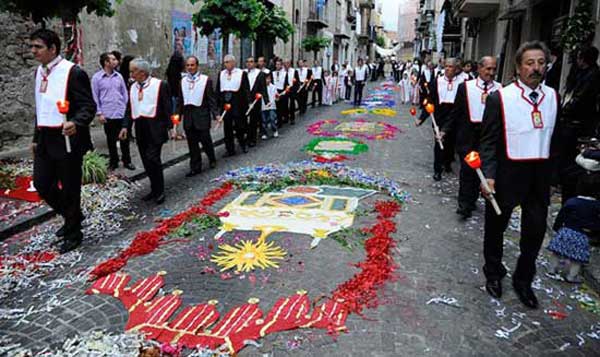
[91,69,128,119]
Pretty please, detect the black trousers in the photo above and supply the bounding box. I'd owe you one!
[224,114,246,153]
[247,106,262,144]
[312,79,323,106]
[354,81,365,106]
[298,88,308,114]
[433,129,456,173]
[33,150,83,237]
[276,90,288,125]
[103,118,131,166]
[288,94,297,123]
[483,194,548,285]
[457,155,480,211]
[345,84,352,100]
[136,131,164,195]
[185,128,215,172]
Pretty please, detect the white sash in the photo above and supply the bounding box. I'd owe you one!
[35,59,74,127]
[286,68,296,86]
[181,74,208,107]
[274,69,286,90]
[437,75,464,104]
[355,65,368,81]
[465,78,500,123]
[499,82,557,160]
[130,77,161,119]
[298,68,309,82]
[312,66,322,79]
[219,68,243,92]
[245,68,259,90]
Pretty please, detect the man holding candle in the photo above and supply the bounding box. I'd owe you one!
[29,29,96,253]
[216,54,250,156]
[416,58,465,181]
[177,56,218,177]
[244,57,267,147]
[311,59,323,107]
[296,60,312,115]
[479,41,560,309]
[443,56,500,219]
[120,58,171,205]
[283,59,300,125]
[273,59,287,127]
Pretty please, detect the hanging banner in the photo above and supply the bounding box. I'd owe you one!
[436,10,445,56]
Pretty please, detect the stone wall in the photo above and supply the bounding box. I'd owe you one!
[0,12,38,149]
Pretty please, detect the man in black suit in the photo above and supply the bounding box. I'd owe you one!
[296,59,312,114]
[216,54,250,155]
[283,59,300,125]
[479,41,560,309]
[178,56,218,177]
[120,58,171,204]
[245,57,267,146]
[30,29,96,253]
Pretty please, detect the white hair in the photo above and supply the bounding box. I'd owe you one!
[445,57,458,66]
[130,58,151,74]
[224,54,236,63]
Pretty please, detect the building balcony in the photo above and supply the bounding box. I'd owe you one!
[452,0,500,18]
[307,0,329,29]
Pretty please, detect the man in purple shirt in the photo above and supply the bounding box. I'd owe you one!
[92,52,135,170]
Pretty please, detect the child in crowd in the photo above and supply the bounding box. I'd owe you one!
[547,173,600,282]
[323,70,334,106]
[261,75,279,139]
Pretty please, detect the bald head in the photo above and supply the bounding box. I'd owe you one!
[478,56,497,83]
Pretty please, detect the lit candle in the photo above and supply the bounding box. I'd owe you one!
[245,93,263,116]
[464,151,502,215]
[425,103,444,150]
[55,100,72,153]
[220,103,231,119]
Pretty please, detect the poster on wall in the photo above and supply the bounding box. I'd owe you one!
[191,26,222,67]
[172,10,192,56]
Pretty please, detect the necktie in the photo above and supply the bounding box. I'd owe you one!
[529,91,539,105]
[483,82,488,93]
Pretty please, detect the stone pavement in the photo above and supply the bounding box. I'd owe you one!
[1,82,600,356]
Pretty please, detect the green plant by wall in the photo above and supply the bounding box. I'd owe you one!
[561,0,595,53]
[82,151,109,185]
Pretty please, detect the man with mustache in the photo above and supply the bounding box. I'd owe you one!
[479,41,560,309]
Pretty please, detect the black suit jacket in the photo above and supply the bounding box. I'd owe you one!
[248,70,268,103]
[215,70,250,118]
[123,80,172,145]
[422,77,455,126]
[284,68,300,96]
[178,78,218,131]
[33,66,96,158]
[479,91,561,207]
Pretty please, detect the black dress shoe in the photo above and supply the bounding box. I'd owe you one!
[242,147,249,154]
[123,163,136,170]
[223,151,236,158]
[142,192,156,201]
[456,207,472,219]
[186,170,200,178]
[108,164,118,171]
[56,214,85,237]
[433,172,442,181]
[209,161,217,169]
[513,282,538,309]
[58,232,82,254]
[485,279,502,298]
[155,193,166,205]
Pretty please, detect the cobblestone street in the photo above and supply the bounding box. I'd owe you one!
[1,82,600,356]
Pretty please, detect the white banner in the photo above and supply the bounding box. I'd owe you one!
[436,10,445,56]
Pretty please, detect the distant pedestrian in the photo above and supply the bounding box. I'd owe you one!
[353,58,368,106]
[92,52,134,171]
[311,60,323,107]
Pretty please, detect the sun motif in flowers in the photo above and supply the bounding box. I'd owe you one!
[211,239,287,272]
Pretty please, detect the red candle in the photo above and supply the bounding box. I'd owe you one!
[409,107,417,116]
[170,114,181,126]
[254,93,262,100]
[425,103,435,114]
[224,104,231,111]
[56,100,70,114]
[464,151,481,169]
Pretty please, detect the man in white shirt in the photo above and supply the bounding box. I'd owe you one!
[311,59,323,107]
[353,58,369,106]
